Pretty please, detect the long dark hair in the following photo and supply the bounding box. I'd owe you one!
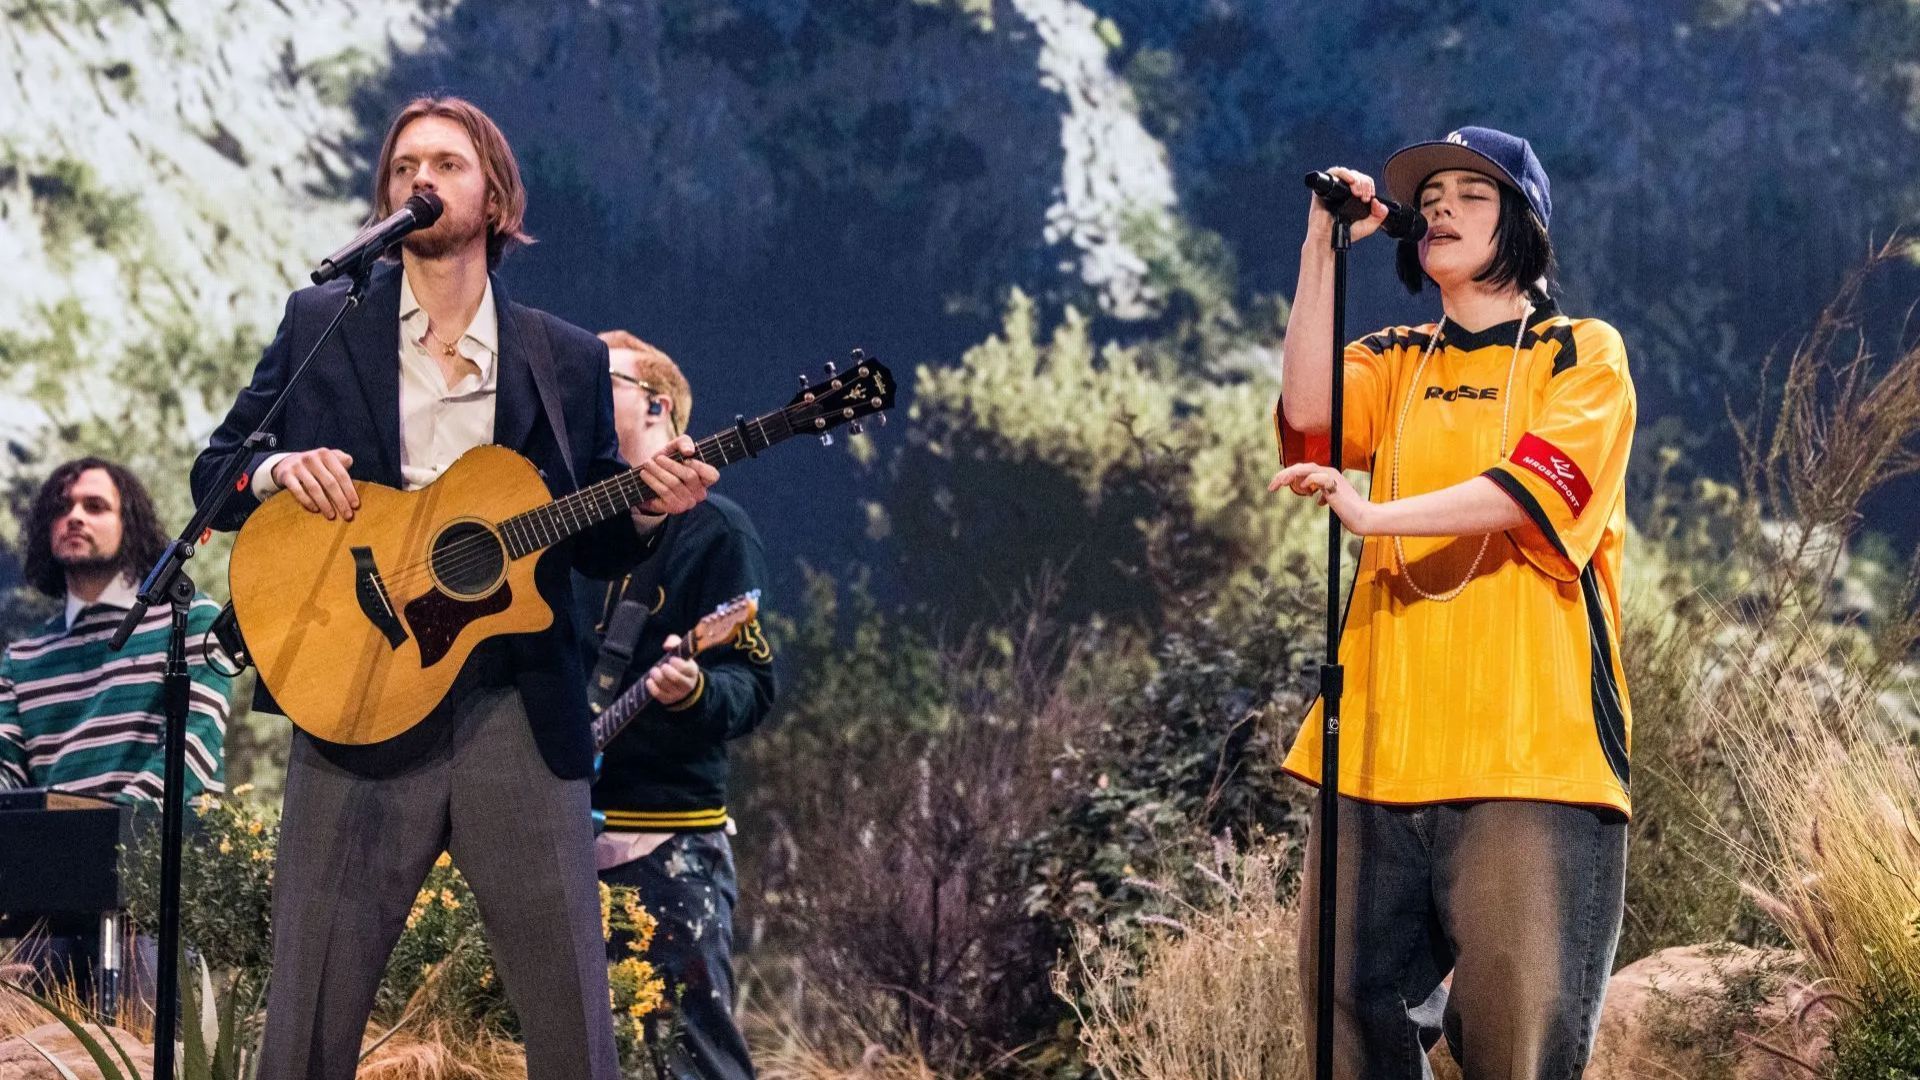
[22,458,168,599]
[1397,182,1557,302]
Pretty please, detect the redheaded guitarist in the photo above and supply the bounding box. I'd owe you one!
[577,331,776,1080]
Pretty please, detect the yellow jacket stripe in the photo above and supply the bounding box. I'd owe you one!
[600,807,728,830]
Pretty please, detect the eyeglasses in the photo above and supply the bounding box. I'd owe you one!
[609,371,657,393]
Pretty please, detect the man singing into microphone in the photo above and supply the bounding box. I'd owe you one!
[191,96,718,1080]
[1269,128,1635,1076]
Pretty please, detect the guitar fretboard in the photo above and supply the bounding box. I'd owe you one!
[500,406,796,559]
[590,636,697,750]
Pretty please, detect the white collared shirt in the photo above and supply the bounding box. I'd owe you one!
[251,269,500,496]
[395,271,499,491]
[64,574,140,631]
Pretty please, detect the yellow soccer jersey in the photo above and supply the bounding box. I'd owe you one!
[1274,301,1636,815]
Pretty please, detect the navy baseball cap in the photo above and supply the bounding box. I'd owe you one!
[1384,126,1551,232]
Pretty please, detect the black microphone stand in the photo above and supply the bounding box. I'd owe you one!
[1307,185,1369,1080]
[107,256,374,1080]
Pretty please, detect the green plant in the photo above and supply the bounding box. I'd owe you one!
[123,788,276,986]
[1831,967,1920,1080]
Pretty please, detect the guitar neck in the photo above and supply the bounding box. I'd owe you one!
[590,638,697,752]
[499,406,797,560]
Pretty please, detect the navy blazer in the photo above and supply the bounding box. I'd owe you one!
[190,260,650,780]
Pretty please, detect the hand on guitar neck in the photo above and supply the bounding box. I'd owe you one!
[631,435,717,518]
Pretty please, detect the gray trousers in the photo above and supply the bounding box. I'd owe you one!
[257,688,619,1080]
[1297,798,1627,1080]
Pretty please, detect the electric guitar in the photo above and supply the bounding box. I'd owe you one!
[589,590,761,774]
[227,354,890,745]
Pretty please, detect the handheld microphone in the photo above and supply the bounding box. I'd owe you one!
[311,192,445,285]
[1303,172,1427,241]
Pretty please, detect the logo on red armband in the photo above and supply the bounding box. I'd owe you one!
[1511,433,1591,516]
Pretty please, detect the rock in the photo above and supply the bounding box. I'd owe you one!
[0,1021,153,1080]
[1411,945,1834,1078]
[1588,944,1834,1080]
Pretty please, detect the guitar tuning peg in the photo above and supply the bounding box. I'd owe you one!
[798,373,810,389]
[849,420,865,436]
[877,413,888,428]
[850,348,865,362]
[824,361,838,378]
[819,432,834,447]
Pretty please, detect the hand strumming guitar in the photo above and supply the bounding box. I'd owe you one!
[272,448,360,521]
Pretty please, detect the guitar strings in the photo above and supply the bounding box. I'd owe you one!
[366,418,756,595]
[374,423,752,595]
[365,393,854,596]
[385,381,875,591]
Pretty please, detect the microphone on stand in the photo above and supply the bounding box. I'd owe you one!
[311,192,444,285]
[1303,172,1427,241]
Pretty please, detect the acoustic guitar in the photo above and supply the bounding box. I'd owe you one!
[228,354,890,744]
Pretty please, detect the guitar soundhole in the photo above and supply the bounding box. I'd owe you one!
[430,520,506,598]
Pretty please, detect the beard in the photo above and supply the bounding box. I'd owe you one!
[401,203,490,261]
[58,549,121,577]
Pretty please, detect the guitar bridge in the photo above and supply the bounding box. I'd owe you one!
[351,546,409,650]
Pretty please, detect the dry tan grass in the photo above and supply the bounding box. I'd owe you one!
[756,1038,949,1080]
[1061,838,1306,1080]
[0,934,156,1044]
[355,1018,528,1080]
[747,997,956,1080]
[1712,633,1920,1002]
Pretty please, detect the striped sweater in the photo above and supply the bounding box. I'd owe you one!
[0,597,231,804]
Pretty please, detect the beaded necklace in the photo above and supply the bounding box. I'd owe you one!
[1388,303,1531,602]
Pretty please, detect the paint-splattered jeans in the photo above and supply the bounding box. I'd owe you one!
[1297,798,1627,1079]
[602,829,753,1079]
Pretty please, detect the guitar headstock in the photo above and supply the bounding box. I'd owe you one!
[788,349,894,446]
[687,591,762,658]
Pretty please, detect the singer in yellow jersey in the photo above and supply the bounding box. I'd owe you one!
[1270,127,1633,1078]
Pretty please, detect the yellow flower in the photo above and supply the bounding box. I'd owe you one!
[250,848,272,863]
[438,888,458,909]
[434,851,452,869]
[231,783,254,796]
[218,838,233,855]
[246,819,264,836]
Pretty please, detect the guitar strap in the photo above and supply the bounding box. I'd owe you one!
[514,305,578,487]
[587,515,678,715]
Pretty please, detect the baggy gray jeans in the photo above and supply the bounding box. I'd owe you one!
[1297,798,1627,1079]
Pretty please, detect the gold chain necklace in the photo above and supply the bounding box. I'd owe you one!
[1388,303,1531,602]
[422,323,461,359]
